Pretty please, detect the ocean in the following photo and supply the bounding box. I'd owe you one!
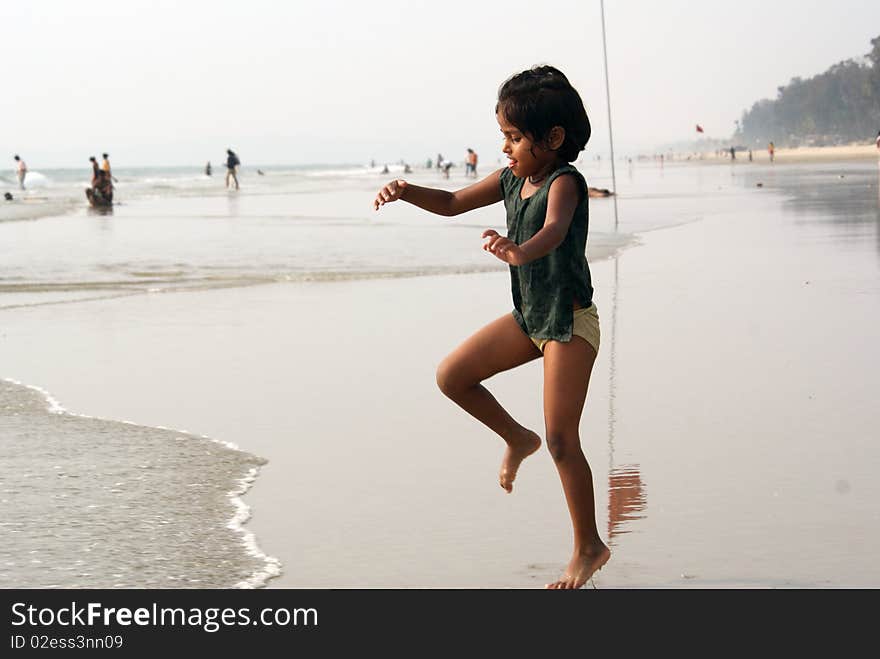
[0,159,698,310]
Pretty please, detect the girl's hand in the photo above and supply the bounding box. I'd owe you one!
[373,179,408,210]
[482,229,528,266]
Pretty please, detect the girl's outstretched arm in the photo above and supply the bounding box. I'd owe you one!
[373,168,504,216]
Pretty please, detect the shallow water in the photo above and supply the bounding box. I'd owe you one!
[0,161,710,309]
[0,379,276,588]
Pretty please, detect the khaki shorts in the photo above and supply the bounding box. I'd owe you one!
[530,304,600,354]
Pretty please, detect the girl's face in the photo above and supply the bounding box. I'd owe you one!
[497,112,559,179]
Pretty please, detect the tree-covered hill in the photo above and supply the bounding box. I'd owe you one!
[734,35,880,147]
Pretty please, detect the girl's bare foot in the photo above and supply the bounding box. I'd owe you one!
[499,429,541,493]
[545,544,611,589]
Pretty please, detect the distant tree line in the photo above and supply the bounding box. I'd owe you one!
[733,35,880,147]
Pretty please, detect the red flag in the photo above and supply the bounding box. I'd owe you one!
[696,124,704,133]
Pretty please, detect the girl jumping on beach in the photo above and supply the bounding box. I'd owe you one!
[373,65,610,589]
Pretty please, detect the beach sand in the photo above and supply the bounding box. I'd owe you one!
[697,142,880,164]
[2,161,879,588]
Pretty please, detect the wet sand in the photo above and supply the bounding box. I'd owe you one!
[2,162,878,588]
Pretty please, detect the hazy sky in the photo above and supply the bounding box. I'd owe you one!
[3,0,880,167]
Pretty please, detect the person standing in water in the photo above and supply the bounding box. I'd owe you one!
[466,148,479,178]
[373,65,609,589]
[225,149,240,190]
[13,155,27,189]
[101,153,118,184]
[89,156,100,187]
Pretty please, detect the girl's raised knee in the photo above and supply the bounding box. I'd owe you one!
[435,360,458,397]
[436,359,478,398]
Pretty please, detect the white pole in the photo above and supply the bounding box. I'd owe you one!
[600,0,619,230]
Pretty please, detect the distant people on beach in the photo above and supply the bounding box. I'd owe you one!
[101,153,118,184]
[768,141,775,163]
[205,161,212,176]
[875,131,880,152]
[225,149,240,190]
[729,146,735,160]
[436,153,444,172]
[88,155,113,204]
[465,148,478,178]
[373,65,609,590]
[13,155,27,189]
[442,160,452,178]
[257,169,265,176]
[381,164,389,174]
[89,156,100,186]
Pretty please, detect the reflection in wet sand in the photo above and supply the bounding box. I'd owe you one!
[86,204,113,217]
[605,253,647,547]
[608,465,646,543]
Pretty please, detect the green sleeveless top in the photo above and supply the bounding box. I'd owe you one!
[499,164,593,342]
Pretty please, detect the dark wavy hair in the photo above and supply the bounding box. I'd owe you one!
[495,65,591,162]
